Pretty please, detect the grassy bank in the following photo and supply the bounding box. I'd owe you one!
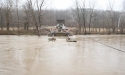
[0,28,50,35]
[0,28,125,35]
[0,30,36,35]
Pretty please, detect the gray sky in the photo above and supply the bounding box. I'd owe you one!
[50,0,123,11]
[0,0,123,11]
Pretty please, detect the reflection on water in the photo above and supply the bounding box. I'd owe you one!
[0,35,125,75]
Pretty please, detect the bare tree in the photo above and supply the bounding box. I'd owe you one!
[123,0,125,33]
[102,10,105,33]
[105,11,110,33]
[72,0,87,34]
[107,0,115,33]
[3,0,13,31]
[15,0,20,33]
[81,0,87,34]
[23,4,30,30]
[88,0,96,33]
[118,1,125,33]
[93,10,100,33]
[24,0,46,36]
[72,0,98,34]
[73,0,82,34]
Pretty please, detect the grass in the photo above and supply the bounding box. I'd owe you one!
[0,30,35,35]
[0,27,125,35]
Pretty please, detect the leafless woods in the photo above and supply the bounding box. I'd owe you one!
[0,0,125,35]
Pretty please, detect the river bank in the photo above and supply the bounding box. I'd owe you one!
[0,28,125,35]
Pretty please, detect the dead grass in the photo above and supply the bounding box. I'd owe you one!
[0,27,125,35]
[0,30,35,35]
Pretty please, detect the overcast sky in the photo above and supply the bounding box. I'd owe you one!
[50,0,123,11]
[0,0,123,11]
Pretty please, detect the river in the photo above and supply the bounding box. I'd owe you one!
[0,35,125,75]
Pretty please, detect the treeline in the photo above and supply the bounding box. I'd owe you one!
[72,0,125,34]
[0,0,125,35]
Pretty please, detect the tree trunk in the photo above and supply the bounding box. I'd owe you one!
[17,12,20,34]
[84,18,86,34]
[89,18,92,33]
[7,21,9,31]
[24,23,26,30]
[78,23,81,34]
[111,16,115,33]
[0,13,3,30]
[120,24,123,33]
[26,22,29,30]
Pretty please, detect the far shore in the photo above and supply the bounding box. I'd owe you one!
[0,27,125,35]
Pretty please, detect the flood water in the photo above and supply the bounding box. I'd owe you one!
[0,35,125,75]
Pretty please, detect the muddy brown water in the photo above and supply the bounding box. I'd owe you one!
[0,35,125,75]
